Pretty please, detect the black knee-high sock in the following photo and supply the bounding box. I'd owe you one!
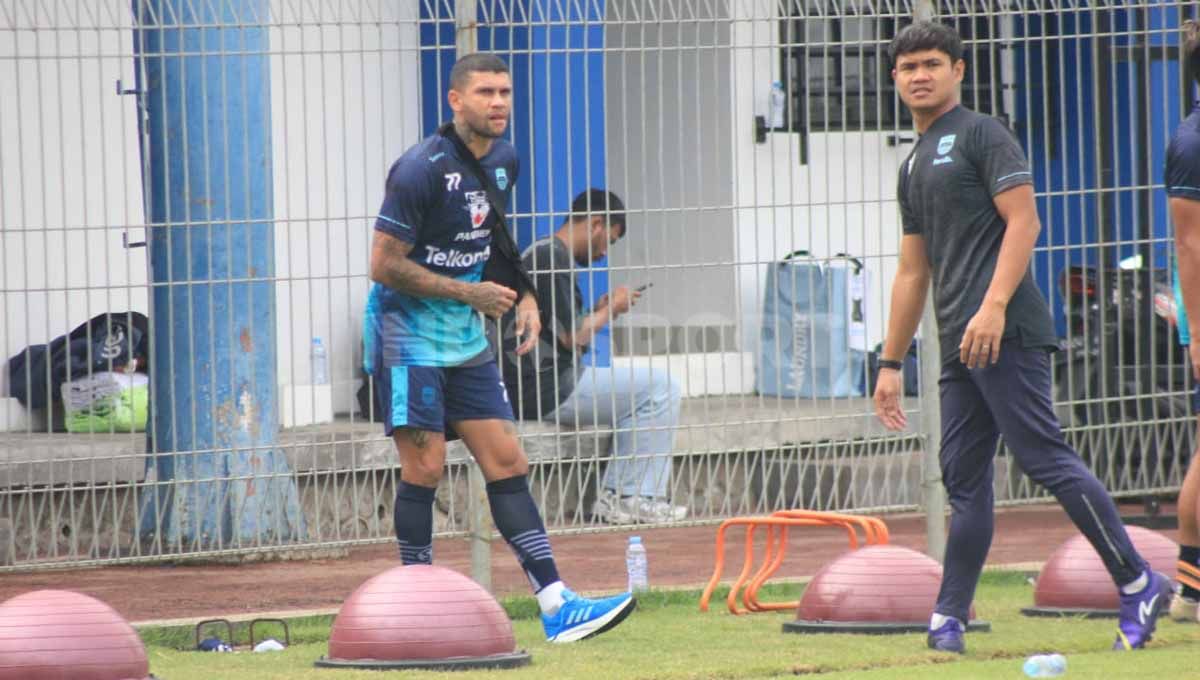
[1180,545,1200,600]
[486,475,561,592]
[394,481,435,565]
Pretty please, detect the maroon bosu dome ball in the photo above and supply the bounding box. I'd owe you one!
[0,589,151,680]
[326,565,521,664]
[795,545,976,625]
[1033,525,1177,611]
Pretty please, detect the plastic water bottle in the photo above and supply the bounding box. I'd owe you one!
[768,81,787,129]
[626,536,648,593]
[1022,653,1066,677]
[311,337,329,385]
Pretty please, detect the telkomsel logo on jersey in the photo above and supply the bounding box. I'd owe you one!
[423,244,490,268]
[465,190,490,228]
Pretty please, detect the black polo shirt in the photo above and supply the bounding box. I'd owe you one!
[897,105,1058,364]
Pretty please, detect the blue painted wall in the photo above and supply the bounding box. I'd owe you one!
[1147,1,1189,267]
[1013,10,1102,337]
[1013,1,1187,336]
[1109,9,1144,271]
[419,2,1190,351]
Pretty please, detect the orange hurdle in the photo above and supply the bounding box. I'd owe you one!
[773,510,890,544]
[699,511,889,615]
[740,511,890,612]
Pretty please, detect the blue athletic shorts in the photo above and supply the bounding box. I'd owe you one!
[371,359,514,436]
[1193,383,1200,415]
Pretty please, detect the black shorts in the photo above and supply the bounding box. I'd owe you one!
[372,359,514,436]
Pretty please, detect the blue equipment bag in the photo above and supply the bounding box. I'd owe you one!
[756,252,866,398]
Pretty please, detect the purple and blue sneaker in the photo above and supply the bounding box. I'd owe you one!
[926,616,965,654]
[1113,571,1172,650]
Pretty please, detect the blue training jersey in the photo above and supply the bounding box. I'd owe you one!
[365,132,519,368]
[1169,103,1200,346]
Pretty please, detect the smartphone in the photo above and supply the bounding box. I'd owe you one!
[635,283,654,293]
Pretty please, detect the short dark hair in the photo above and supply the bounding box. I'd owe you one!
[889,21,964,64]
[570,189,627,236]
[1185,20,1200,89]
[449,53,510,91]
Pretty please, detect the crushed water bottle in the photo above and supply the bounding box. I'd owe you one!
[1022,653,1066,677]
[253,638,286,653]
[311,337,329,385]
[626,535,648,593]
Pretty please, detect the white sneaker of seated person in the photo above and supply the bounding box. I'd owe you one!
[592,489,688,524]
[1171,592,1198,623]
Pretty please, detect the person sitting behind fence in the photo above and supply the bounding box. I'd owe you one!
[494,189,687,525]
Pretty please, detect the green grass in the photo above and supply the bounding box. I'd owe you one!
[142,572,1200,679]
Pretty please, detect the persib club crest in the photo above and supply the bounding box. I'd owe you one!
[465,190,490,228]
[494,167,508,191]
[936,134,956,156]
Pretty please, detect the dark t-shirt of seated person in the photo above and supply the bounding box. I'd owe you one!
[492,236,585,419]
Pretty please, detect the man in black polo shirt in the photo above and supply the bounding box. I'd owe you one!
[873,22,1167,653]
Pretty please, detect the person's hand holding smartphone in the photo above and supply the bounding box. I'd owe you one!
[598,283,650,318]
[607,284,645,316]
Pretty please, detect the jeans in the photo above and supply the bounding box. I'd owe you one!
[544,365,681,499]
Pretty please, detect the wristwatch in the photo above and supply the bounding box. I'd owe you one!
[877,359,904,371]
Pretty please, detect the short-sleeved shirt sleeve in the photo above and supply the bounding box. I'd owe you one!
[374,157,436,244]
[898,153,921,235]
[510,157,522,199]
[1166,126,1200,200]
[970,116,1033,197]
[525,240,580,347]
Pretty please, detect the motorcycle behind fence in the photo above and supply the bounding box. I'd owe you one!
[1049,260,1193,503]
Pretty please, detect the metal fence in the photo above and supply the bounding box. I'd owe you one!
[0,0,1195,574]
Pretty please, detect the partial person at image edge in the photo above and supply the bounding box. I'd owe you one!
[1166,18,1200,627]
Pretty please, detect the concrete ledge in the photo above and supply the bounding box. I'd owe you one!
[1,396,895,487]
[6,441,1031,567]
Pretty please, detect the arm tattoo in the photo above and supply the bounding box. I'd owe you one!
[371,232,469,301]
[401,427,431,449]
[501,420,517,436]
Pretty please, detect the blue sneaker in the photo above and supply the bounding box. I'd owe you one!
[926,616,965,654]
[541,589,636,643]
[1113,571,1172,650]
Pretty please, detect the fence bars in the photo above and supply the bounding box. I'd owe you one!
[0,1,1194,578]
